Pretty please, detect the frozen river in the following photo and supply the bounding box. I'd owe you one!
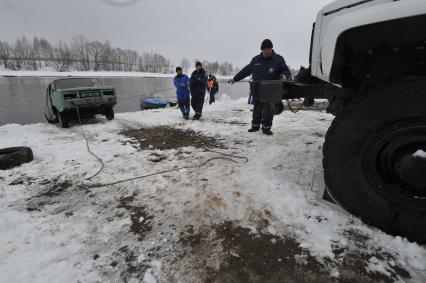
[0,76,249,126]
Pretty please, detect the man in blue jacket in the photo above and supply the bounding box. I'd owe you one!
[189,62,208,120]
[173,66,191,119]
[229,39,292,135]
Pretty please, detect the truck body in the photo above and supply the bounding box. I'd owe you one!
[279,0,426,243]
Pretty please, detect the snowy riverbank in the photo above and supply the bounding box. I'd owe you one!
[1,96,425,282]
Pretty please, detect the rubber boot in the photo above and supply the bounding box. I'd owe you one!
[248,126,260,132]
[262,128,273,135]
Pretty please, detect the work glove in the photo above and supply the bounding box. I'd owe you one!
[228,79,235,85]
[279,74,287,81]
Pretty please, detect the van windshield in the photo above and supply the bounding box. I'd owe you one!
[54,78,102,89]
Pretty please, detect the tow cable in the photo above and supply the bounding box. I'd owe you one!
[76,107,104,180]
[286,99,304,113]
[75,107,248,189]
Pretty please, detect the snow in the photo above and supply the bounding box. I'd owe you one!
[367,257,392,278]
[143,269,157,283]
[413,149,426,159]
[1,95,425,282]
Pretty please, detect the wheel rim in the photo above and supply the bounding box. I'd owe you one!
[363,120,426,208]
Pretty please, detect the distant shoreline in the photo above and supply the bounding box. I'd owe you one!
[0,70,234,80]
[0,70,174,78]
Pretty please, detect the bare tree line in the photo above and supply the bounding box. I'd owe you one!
[181,58,235,76]
[0,35,173,73]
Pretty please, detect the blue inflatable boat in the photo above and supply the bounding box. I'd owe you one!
[139,97,176,110]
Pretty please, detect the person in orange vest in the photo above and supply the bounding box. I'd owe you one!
[207,74,219,104]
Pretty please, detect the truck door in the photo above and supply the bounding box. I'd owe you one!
[44,83,56,122]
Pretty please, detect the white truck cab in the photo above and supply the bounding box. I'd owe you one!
[279,0,426,243]
[310,0,426,83]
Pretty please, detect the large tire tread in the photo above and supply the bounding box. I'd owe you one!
[323,76,426,243]
[0,147,33,170]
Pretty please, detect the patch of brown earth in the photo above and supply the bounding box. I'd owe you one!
[178,221,407,283]
[117,196,153,241]
[120,126,224,150]
[118,245,148,281]
[207,222,328,283]
[211,119,249,126]
[26,179,75,211]
[331,228,411,282]
[37,180,73,197]
[9,175,36,186]
[286,100,329,112]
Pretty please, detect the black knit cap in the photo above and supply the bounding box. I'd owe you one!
[261,39,273,50]
[195,61,202,67]
[176,66,182,72]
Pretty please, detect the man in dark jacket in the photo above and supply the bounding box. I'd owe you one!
[229,39,292,135]
[189,62,208,120]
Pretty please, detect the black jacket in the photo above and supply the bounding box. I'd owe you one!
[190,69,208,96]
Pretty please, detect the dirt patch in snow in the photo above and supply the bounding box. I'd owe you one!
[210,119,249,126]
[36,180,73,198]
[117,196,153,241]
[332,228,411,282]
[8,174,37,186]
[177,221,407,283]
[25,179,75,211]
[117,245,147,280]
[120,126,224,150]
[179,221,328,282]
[286,100,328,112]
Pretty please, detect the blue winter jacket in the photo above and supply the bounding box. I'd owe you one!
[233,51,292,100]
[173,74,190,101]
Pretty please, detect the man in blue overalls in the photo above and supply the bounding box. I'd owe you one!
[229,39,292,135]
[173,66,191,119]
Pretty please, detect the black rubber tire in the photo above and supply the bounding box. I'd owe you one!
[44,112,58,124]
[0,147,33,170]
[57,111,70,128]
[105,107,114,120]
[323,77,426,243]
[303,98,315,107]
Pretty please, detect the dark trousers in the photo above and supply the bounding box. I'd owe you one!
[209,90,217,104]
[191,94,205,116]
[252,100,273,129]
[178,99,190,116]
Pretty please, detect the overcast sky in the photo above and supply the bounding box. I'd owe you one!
[0,0,333,69]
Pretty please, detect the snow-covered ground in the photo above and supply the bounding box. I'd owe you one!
[1,96,425,282]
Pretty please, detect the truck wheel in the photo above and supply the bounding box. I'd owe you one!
[0,147,33,170]
[323,77,426,243]
[44,113,56,124]
[57,111,70,128]
[105,107,114,120]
